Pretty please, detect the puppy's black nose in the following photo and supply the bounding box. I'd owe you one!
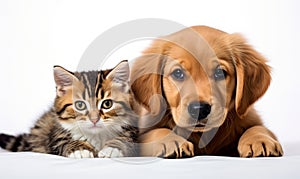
[188,101,211,121]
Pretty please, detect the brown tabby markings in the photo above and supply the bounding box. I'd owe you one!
[0,61,138,158]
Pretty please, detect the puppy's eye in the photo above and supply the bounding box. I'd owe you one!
[74,101,87,111]
[101,99,113,109]
[171,69,185,81]
[214,66,227,81]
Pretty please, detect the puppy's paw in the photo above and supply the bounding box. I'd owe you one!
[140,129,194,158]
[238,126,283,157]
[98,147,124,158]
[162,139,194,158]
[68,149,94,159]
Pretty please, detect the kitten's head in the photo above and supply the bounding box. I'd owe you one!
[53,61,133,135]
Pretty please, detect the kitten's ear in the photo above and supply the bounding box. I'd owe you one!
[53,66,77,97]
[107,60,130,83]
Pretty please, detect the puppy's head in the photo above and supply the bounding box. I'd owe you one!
[131,26,271,132]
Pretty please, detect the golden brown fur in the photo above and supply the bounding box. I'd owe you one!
[131,26,283,158]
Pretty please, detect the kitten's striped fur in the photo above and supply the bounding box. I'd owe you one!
[0,61,138,158]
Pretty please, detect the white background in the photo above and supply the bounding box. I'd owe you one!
[0,0,299,146]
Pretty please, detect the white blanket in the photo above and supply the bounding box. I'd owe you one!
[1,142,299,179]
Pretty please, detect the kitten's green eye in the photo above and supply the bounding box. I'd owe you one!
[101,99,113,109]
[74,101,87,111]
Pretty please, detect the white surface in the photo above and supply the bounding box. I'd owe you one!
[0,142,300,179]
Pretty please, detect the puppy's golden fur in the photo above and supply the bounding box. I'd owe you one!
[131,26,283,158]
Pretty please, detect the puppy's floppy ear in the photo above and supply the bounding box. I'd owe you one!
[226,34,271,117]
[130,53,165,116]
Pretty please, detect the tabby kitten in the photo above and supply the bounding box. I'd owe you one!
[0,60,138,158]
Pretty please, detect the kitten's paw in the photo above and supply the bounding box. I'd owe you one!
[68,149,94,159]
[98,147,124,158]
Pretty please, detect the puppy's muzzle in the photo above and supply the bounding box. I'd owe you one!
[188,101,211,121]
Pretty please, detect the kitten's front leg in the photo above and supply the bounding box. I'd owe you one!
[98,147,124,158]
[62,140,97,159]
[68,149,94,158]
[98,137,137,158]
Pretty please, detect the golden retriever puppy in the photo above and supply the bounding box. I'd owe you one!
[130,26,283,158]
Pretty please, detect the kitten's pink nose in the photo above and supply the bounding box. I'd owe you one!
[90,118,100,125]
